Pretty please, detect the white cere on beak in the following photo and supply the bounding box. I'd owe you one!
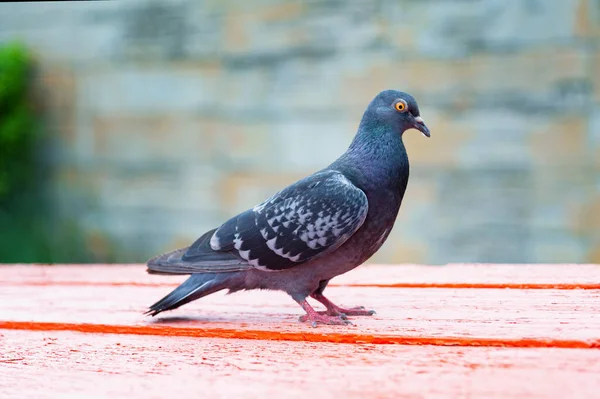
[414,116,427,137]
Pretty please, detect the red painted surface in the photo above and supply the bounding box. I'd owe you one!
[2,330,600,399]
[2,263,600,286]
[1,264,599,398]
[2,321,599,348]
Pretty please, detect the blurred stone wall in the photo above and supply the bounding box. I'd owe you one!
[1,0,598,264]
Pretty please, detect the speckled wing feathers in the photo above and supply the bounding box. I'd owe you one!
[205,170,368,271]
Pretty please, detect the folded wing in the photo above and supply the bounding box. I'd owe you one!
[185,170,369,272]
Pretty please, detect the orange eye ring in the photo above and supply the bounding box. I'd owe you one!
[394,100,408,112]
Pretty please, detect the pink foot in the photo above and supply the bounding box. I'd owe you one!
[298,312,351,327]
[329,305,376,317]
[296,299,352,327]
[312,294,376,317]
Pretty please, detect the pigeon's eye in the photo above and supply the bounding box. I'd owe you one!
[394,100,408,113]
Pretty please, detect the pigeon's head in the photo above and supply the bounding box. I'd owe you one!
[366,90,430,138]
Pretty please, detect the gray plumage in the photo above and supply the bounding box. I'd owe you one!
[146,89,430,326]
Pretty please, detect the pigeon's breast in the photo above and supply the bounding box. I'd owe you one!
[332,185,403,269]
[357,200,400,258]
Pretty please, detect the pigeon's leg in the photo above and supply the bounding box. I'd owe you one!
[294,298,351,327]
[311,279,376,317]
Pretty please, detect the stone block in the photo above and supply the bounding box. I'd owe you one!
[403,110,474,167]
[220,1,383,60]
[195,118,280,172]
[268,120,355,172]
[436,167,532,225]
[0,1,130,64]
[382,0,580,57]
[530,167,595,251]
[77,67,220,115]
[452,111,539,169]
[530,229,589,263]
[90,114,219,163]
[590,108,600,166]
[258,57,346,114]
[93,163,222,215]
[385,170,438,264]
[467,48,590,95]
[435,223,533,264]
[430,167,532,263]
[34,66,77,148]
[574,0,600,39]
[530,115,591,167]
[592,52,600,103]
[222,2,305,55]
[371,239,427,265]
[91,206,222,257]
[569,193,600,236]
[216,171,303,214]
[336,47,592,117]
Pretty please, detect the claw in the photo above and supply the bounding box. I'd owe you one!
[310,294,375,318]
[295,299,362,327]
[334,306,376,317]
[299,313,350,326]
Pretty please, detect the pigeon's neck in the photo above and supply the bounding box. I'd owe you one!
[330,124,410,193]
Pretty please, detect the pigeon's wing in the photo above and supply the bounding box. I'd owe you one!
[193,170,369,271]
[146,229,251,275]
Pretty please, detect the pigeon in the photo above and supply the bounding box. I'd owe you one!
[145,89,430,326]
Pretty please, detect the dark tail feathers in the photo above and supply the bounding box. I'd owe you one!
[145,272,239,316]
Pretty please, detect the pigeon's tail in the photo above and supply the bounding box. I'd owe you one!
[145,272,242,316]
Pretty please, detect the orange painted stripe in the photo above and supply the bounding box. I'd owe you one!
[1,321,599,348]
[338,283,600,290]
[1,281,600,290]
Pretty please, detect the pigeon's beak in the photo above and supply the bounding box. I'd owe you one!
[413,116,430,138]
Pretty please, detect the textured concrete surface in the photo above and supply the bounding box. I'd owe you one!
[2,264,600,399]
[1,0,598,263]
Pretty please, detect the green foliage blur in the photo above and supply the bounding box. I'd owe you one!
[0,42,119,263]
[0,42,35,202]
